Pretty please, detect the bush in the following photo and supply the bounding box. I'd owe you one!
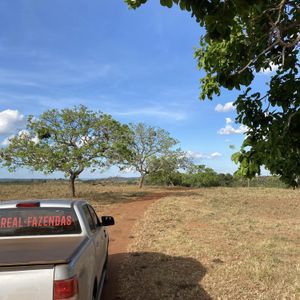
[145,162,291,189]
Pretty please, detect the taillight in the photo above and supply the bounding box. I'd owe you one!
[16,202,40,208]
[54,276,78,300]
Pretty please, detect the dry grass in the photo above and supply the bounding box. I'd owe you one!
[0,181,169,212]
[120,187,300,300]
[1,183,299,298]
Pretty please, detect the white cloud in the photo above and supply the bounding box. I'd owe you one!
[225,117,233,124]
[18,130,40,144]
[1,129,39,146]
[259,62,279,74]
[187,150,222,160]
[120,166,136,174]
[31,136,39,144]
[215,102,235,112]
[187,151,204,159]
[210,152,222,158]
[1,135,14,146]
[218,118,248,135]
[17,129,30,136]
[0,60,112,88]
[0,109,24,135]
[111,107,187,121]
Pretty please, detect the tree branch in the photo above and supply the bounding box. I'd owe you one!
[236,41,279,74]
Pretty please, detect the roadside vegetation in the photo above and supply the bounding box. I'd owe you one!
[146,165,289,188]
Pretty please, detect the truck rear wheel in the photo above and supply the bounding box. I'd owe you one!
[92,279,98,300]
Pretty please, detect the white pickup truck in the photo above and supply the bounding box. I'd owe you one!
[0,199,115,300]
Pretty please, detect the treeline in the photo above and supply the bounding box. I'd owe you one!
[0,105,290,197]
[0,105,185,196]
[0,175,287,189]
[146,167,288,188]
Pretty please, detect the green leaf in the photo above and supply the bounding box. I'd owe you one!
[231,152,241,164]
[160,0,173,8]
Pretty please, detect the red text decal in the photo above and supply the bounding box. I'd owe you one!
[0,215,73,228]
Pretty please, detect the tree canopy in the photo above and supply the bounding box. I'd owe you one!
[0,105,131,196]
[121,123,180,188]
[125,0,300,187]
[147,149,190,186]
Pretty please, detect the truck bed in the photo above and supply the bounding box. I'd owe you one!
[0,236,87,267]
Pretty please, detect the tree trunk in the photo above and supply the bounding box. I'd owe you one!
[139,174,145,188]
[69,174,76,197]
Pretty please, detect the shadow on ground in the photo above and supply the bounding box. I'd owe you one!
[78,191,168,205]
[83,190,203,206]
[102,252,211,300]
[0,182,202,206]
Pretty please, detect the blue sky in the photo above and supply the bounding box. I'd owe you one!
[0,0,272,179]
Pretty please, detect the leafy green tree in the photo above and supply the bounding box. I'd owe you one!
[182,164,221,187]
[186,164,207,175]
[147,149,190,186]
[122,123,179,188]
[217,173,234,187]
[125,0,300,187]
[0,105,131,197]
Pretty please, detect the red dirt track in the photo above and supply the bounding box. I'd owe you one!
[101,193,168,300]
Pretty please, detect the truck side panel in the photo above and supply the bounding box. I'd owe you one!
[54,237,96,300]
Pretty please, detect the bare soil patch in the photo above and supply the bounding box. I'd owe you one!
[101,192,169,300]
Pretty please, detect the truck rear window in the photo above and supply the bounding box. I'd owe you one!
[0,207,81,236]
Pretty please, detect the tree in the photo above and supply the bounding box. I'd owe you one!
[122,123,179,188]
[182,164,221,187]
[147,149,190,186]
[125,0,300,187]
[0,105,131,197]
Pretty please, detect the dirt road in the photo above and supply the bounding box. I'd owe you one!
[101,193,168,300]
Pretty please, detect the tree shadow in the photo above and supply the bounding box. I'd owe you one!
[102,252,211,300]
[81,189,203,206]
[79,191,172,206]
[0,181,203,206]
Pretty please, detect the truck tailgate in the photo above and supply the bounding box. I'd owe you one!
[0,236,87,266]
[0,266,53,300]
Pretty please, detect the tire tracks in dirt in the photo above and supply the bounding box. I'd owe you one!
[101,192,169,300]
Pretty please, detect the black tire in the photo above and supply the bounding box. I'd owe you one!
[98,255,109,300]
[92,279,98,300]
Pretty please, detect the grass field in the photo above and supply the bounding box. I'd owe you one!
[120,187,300,299]
[0,183,299,299]
[0,181,168,211]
